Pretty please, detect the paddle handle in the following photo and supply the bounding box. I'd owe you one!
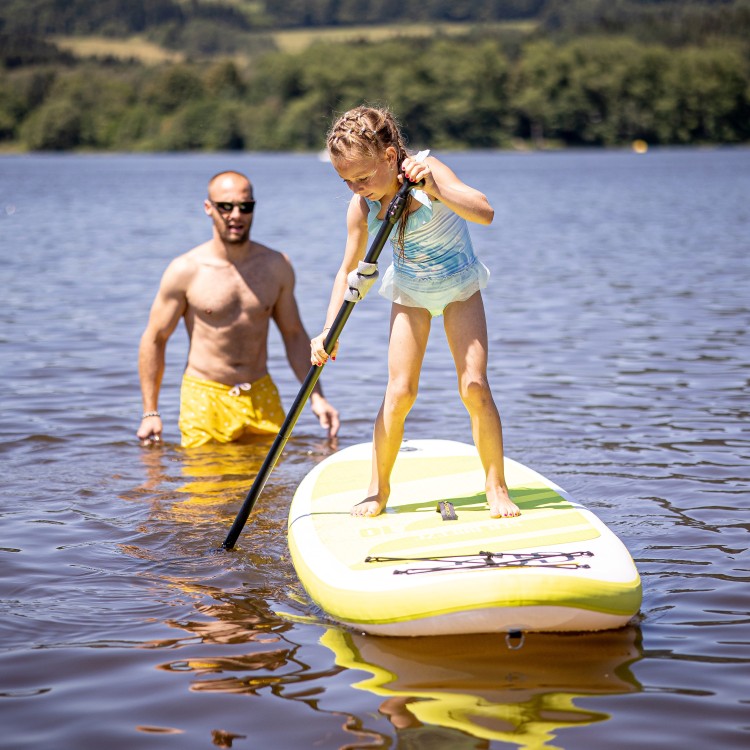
[221,178,418,550]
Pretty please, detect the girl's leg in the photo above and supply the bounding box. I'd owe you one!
[352,303,432,516]
[443,292,520,518]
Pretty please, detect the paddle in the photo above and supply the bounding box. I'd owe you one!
[221,176,421,550]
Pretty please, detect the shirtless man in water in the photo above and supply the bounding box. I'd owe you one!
[137,170,339,447]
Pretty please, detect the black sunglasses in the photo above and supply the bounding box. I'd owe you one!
[209,199,256,214]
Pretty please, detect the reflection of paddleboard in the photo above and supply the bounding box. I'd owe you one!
[288,440,642,636]
[320,627,641,748]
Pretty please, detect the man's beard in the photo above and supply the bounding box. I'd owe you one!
[223,227,250,244]
[220,218,251,244]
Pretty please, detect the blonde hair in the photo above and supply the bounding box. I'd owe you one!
[327,106,412,257]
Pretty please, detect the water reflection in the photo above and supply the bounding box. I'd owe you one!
[125,435,334,545]
[146,592,364,748]
[130,440,271,507]
[153,594,329,693]
[321,627,642,750]
[117,436,365,744]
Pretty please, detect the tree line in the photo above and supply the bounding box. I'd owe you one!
[1,1,749,151]
[0,0,544,37]
[3,1,750,56]
[4,1,749,38]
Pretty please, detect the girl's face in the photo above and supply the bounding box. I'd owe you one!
[331,146,398,201]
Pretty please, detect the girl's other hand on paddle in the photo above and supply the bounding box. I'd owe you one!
[401,156,434,194]
[311,331,337,367]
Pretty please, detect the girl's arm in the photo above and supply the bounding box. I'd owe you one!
[311,195,369,366]
[402,154,494,225]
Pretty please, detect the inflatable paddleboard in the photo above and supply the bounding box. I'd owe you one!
[288,440,641,636]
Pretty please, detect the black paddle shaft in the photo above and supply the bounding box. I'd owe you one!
[221,178,420,550]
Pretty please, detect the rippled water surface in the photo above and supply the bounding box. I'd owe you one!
[1,149,748,749]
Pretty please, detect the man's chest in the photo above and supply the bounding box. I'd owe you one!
[187,267,279,325]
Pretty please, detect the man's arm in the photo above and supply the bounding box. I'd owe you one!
[136,259,190,444]
[273,254,340,438]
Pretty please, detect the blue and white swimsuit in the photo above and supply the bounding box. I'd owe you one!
[365,190,490,317]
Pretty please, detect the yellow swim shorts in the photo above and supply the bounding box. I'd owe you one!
[178,374,285,448]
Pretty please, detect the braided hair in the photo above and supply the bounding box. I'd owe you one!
[327,106,412,258]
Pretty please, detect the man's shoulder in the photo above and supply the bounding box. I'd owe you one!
[248,241,295,275]
[160,243,209,287]
[250,239,285,260]
[183,240,218,262]
[169,240,209,264]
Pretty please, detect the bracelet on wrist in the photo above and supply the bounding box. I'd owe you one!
[141,411,161,419]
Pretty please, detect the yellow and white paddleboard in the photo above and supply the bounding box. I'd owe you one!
[288,440,641,636]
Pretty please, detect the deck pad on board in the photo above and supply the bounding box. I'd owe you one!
[304,453,599,565]
[288,440,641,635]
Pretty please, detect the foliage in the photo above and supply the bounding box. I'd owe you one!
[0,1,749,150]
[0,0,187,36]
[0,0,547,37]
[3,0,750,48]
[540,0,750,46]
[0,33,74,69]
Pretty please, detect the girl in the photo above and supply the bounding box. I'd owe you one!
[311,106,520,519]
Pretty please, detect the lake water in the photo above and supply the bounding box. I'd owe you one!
[1,148,748,749]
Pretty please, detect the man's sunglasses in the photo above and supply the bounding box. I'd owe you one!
[209,200,256,214]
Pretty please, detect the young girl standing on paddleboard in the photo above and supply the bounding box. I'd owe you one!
[310,105,520,519]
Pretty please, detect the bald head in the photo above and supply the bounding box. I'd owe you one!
[207,170,253,199]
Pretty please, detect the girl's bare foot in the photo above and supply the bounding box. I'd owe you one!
[351,491,389,517]
[488,486,520,518]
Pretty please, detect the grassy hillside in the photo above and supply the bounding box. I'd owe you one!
[270,20,535,54]
[52,35,185,64]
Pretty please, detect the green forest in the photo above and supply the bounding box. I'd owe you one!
[1,0,749,151]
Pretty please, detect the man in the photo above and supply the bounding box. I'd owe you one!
[137,170,339,447]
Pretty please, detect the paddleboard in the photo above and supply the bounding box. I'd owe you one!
[288,439,642,636]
